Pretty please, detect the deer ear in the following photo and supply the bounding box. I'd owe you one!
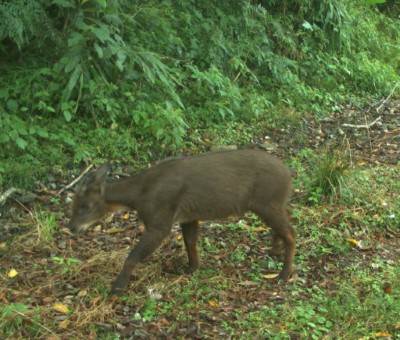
[77,164,109,195]
[93,164,110,182]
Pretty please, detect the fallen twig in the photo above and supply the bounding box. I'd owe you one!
[56,164,94,196]
[376,82,399,113]
[0,188,24,206]
[341,116,382,129]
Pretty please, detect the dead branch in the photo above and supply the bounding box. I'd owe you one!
[0,188,24,206]
[376,82,399,113]
[56,164,94,196]
[341,116,382,129]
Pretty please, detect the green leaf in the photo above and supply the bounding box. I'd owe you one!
[68,32,84,48]
[63,110,72,122]
[65,56,80,73]
[0,133,10,143]
[16,137,28,149]
[6,99,19,113]
[302,21,313,31]
[64,65,82,100]
[38,128,49,138]
[51,0,76,8]
[9,130,19,141]
[94,42,103,58]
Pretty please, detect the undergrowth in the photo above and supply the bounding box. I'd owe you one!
[1,0,399,187]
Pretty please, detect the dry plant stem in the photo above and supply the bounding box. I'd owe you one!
[341,116,382,129]
[376,81,399,112]
[57,164,94,196]
[14,310,58,336]
[344,137,353,167]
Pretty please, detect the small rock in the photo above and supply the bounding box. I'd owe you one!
[57,241,67,249]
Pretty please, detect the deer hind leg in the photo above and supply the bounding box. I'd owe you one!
[254,205,296,281]
[181,221,200,273]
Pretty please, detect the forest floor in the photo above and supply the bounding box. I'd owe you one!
[1,97,399,339]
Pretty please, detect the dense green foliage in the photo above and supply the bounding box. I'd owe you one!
[0,0,399,186]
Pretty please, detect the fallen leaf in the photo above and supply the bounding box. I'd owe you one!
[263,273,279,279]
[59,319,70,329]
[89,296,101,307]
[395,321,400,330]
[0,242,6,248]
[208,299,219,307]
[43,296,55,304]
[160,318,170,327]
[382,283,392,294]
[123,213,130,220]
[239,280,259,286]
[345,238,359,246]
[252,227,267,232]
[374,331,391,338]
[77,290,88,297]
[53,303,70,314]
[93,224,102,232]
[8,268,18,278]
[345,238,372,250]
[105,227,125,234]
[62,228,74,236]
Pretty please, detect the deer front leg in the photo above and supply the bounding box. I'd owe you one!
[111,226,171,296]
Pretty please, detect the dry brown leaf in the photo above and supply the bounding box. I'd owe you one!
[374,331,391,338]
[160,318,170,326]
[208,299,219,307]
[382,283,392,294]
[62,227,74,236]
[239,280,258,286]
[105,227,125,234]
[252,227,267,232]
[77,289,88,297]
[59,319,70,329]
[43,296,55,304]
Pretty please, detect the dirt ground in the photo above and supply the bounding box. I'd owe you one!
[1,96,399,339]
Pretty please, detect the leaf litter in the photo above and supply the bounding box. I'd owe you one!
[0,97,399,338]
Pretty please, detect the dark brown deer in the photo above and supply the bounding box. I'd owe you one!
[67,149,295,295]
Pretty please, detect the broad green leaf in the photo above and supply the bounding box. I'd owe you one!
[68,32,84,48]
[0,134,10,143]
[65,56,80,73]
[6,99,19,112]
[302,21,313,31]
[9,130,19,141]
[63,110,72,122]
[38,128,49,138]
[94,42,103,58]
[16,137,28,149]
[64,65,82,100]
